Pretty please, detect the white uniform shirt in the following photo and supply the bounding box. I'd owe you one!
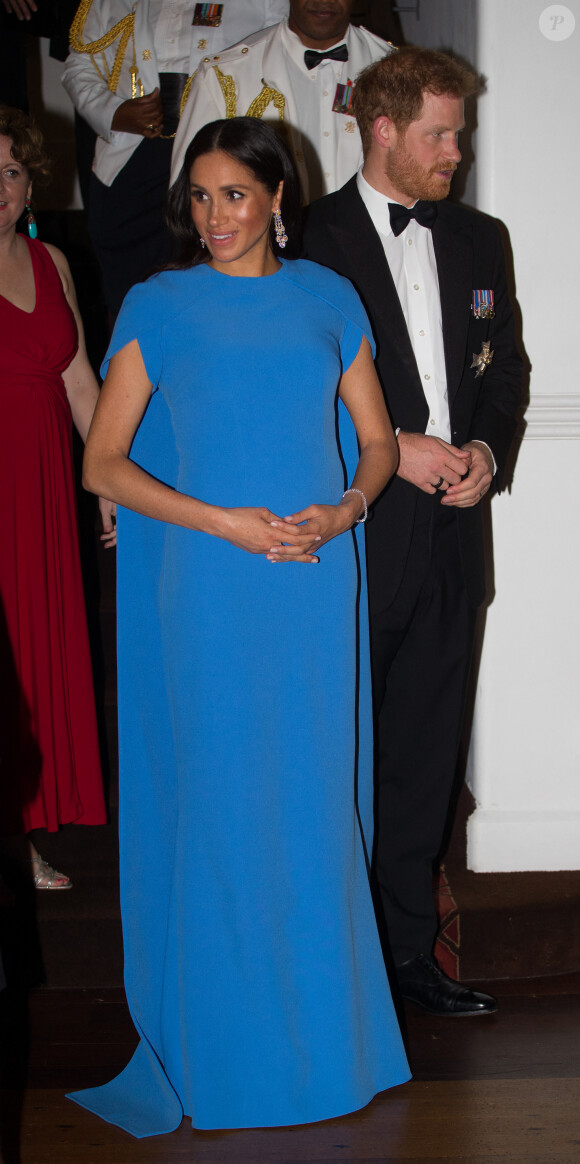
[149,0,287,71]
[62,0,288,185]
[277,23,362,201]
[150,0,198,71]
[171,20,393,200]
[357,169,451,441]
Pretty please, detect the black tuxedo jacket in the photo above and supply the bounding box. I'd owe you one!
[303,177,523,607]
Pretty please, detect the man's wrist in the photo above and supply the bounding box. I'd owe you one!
[468,439,496,475]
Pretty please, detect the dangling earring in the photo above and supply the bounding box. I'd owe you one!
[273,209,287,249]
[199,237,205,249]
[25,196,37,240]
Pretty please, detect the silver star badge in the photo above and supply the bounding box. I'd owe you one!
[471,340,494,378]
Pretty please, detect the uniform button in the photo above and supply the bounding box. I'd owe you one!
[323,90,329,96]
[203,56,210,62]
[413,283,419,290]
[419,329,425,336]
[241,47,249,54]
[323,131,330,137]
[407,238,413,245]
[324,171,330,178]
[424,374,431,380]
[197,39,207,49]
[430,418,436,425]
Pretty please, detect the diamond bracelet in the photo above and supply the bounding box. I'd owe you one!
[342,488,368,524]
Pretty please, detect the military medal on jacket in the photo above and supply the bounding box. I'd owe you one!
[471,340,494,378]
[471,289,495,319]
[192,4,224,26]
[332,79,354,115]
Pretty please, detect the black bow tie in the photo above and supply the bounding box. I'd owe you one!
[304,43,348,70]
[388,200,438,236]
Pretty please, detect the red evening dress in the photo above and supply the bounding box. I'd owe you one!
[0,236,106,834]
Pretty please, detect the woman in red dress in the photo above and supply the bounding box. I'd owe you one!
[0,106,112,888]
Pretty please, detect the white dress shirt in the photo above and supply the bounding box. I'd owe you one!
[357,168,451,442]
[356,169,496,470]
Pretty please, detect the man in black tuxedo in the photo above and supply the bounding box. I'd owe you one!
[304,46,522,1016]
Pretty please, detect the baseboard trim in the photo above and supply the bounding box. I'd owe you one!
[467,809,580,872]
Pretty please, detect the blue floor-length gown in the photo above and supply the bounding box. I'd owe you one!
[68,258,410,1135]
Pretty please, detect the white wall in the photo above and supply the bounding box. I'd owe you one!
[400,0,580,870]
[398,0,478,204]
[468,0,580,870]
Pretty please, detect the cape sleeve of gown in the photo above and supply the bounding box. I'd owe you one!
[100,278,181,968]
[101,276,167,388]
[285,259,377,372]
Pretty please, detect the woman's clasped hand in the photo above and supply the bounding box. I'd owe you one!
[216,506,320,561]
[267,497,363,562]
[217,500,362,563]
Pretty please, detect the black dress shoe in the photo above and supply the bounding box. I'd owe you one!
[396,953,498,1016]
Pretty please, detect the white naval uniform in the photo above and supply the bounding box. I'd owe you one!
[62,0,288,186]
[170,19,393,202]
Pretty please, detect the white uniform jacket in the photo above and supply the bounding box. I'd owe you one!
[170,19,393,202]
[62,0,288,186]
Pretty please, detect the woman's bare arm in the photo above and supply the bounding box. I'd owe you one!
[268,337,397,562]
[46,244,101,441]
[338,335,398,511]
[46,243,116,546]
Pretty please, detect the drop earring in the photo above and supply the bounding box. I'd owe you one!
[25,196,37,240]
[199,237,206,249]
[273,209,287,249]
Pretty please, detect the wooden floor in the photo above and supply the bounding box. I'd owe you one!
[2,974,578,1163]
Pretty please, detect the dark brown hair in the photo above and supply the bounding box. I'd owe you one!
[0,104,51,186]
[353,46,481,154]
[165,117,302,268]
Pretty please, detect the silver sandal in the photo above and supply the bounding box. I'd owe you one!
[31,854,72,890]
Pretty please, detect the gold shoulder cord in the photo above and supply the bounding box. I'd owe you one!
[177,69,285,139]
[179,73,196,116]
[212,69,285,122]
[246,85,285,121]
[69,0,139,95]
[213,67,237,118]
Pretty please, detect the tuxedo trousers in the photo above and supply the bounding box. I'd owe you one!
[368,495,478,964]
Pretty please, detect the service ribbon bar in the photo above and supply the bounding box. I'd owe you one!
[332,80,354,115]
[472,289,495,319]
[193,3,223,27]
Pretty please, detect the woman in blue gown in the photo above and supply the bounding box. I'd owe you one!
[70,118,410,1137]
